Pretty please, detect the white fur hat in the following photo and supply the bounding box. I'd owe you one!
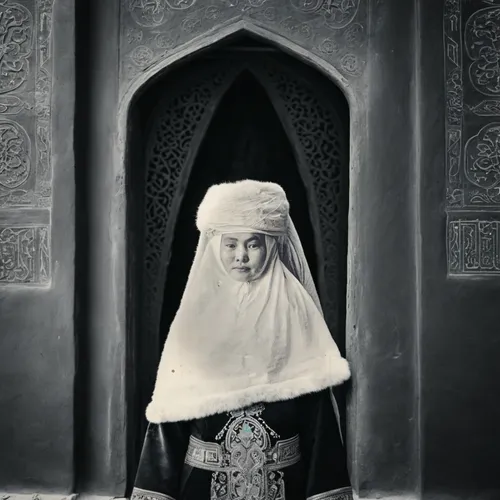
[196,179,290,235]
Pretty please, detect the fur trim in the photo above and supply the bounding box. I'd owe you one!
[146,356,350,423]
[196,179,290,234]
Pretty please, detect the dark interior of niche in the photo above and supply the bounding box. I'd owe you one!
[158,70,318,347]
[108,34,350,491]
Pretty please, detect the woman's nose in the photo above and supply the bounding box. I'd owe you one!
[236,249,248,262]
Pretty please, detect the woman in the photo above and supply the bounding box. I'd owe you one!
[132,180,353,500]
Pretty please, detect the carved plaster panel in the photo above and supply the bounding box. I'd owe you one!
[445,0,500,275]
[0,224,50,284]
[447,215,500,275]
[0,0,54,209]
[0,0,54,285]
[120,0,367,92]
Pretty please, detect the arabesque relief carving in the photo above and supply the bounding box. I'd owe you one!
[0,0,33,94]
[465,7,500,97]
[0,0,54,285]
[127,0,359,27]
[121,0,366,86]
[0,120,31,189]
[444,0,500,275]
[0,0,54,209]
[0,225,50,284]
[464,123,500,204]
[289,0,359,29]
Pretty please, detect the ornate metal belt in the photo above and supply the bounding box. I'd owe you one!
[185,434,301,472]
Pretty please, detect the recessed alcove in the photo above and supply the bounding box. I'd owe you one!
[125,34,350,485]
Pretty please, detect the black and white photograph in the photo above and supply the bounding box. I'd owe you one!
[0,1,499,500]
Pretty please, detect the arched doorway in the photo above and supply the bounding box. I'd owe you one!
[126,34,350,486]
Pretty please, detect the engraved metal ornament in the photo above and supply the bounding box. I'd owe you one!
[211,409,286,500]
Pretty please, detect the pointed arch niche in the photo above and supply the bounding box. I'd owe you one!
[125,33,350,479]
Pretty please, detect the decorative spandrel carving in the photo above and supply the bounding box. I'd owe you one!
[290,0,359,29]
[448,217,500,275]
[0,225,50,284]
[128,0,173,27]
[120,0,367,86]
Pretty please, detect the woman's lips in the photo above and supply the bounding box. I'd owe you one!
[233,267,250,272]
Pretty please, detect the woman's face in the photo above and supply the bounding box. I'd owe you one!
[220,232,267,282]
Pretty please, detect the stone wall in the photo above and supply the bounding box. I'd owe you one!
[0,0,76,493]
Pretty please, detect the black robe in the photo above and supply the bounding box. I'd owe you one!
[132,389,353,500]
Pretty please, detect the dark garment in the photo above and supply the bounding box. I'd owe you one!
[132,389,353,500]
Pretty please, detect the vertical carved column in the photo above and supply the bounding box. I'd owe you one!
[0,0,54,285]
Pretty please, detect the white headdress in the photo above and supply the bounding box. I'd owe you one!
[146,180,350,423]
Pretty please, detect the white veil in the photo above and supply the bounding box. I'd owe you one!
[146,180,350,423]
